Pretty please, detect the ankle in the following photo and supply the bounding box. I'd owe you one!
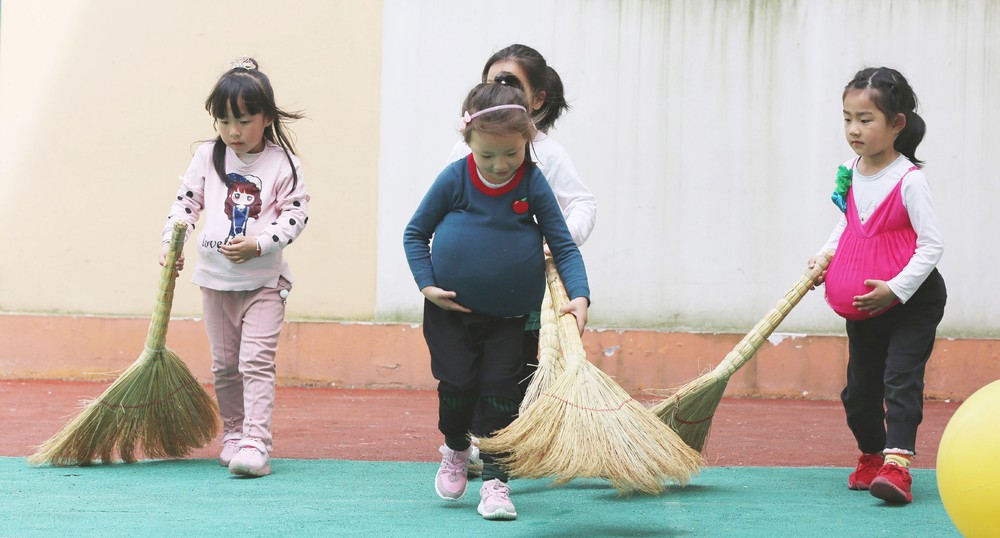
[884,453,911,468]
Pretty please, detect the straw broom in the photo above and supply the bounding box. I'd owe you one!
[650,251,834,453]
[28,221,219,465]
[518,282,565,413]
[479,258,703,495]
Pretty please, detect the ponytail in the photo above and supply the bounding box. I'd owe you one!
[896,111,926,167]
[482,44,570,133]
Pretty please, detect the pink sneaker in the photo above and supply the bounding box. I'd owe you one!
[434,445,470,501]
[228,438,271,477]
[848,453,885,490]
[219,434,242,467]
[478,478,517,520]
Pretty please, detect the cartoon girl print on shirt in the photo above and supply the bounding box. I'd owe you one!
[224,173,263,243]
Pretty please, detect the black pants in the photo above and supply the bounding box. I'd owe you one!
[841,269,946,454]
[422,300,526,446]
[469,326,539,437]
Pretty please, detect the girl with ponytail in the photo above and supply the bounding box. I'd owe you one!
[809,67,946,505]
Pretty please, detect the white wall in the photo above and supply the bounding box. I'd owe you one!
[375,0,1000,337]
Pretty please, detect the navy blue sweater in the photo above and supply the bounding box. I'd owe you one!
[404,155,589,318]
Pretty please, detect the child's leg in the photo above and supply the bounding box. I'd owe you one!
[201,287,246,438]
[422,300,479,449]
[518,317,540,399]
[477,316,528,482]
[842,319,890,454]
[236,279,290,452]
[882,270,946,453]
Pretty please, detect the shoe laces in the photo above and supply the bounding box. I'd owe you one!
[483,480,511,501]
[237,444,265,457]
[880,462,910,480]
[439,449,466,477]
[857,453,883,469]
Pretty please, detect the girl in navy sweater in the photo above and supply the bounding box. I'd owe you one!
[404,82,589,521]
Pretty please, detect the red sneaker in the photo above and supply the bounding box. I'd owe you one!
[848,453,885,490]
[870,463,913,503]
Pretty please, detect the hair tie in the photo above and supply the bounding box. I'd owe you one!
[230,57,258,70]
[459,104,527,128]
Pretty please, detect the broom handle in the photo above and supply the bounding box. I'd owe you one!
[544,257,588,369]
[712,251,833,381]
[145,221,188,351]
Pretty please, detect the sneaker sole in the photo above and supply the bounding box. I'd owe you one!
[229,463,272,477]
[847,481,870,491]
[869,479,912,503]
[478,506,517,520]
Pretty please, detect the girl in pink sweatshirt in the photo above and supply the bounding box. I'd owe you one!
[160,57,309,478]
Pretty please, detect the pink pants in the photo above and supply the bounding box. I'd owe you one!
[201,277,290,452]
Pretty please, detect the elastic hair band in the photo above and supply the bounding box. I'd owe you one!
[230,57,258,70]
[460,104,527,128]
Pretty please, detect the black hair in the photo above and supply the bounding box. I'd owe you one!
[204,58,304,186]
[844,67,926,167]
[481,44,569,133]
[461,82,537,170]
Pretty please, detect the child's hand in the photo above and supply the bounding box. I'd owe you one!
[853,279,897,315]
[221,236,258,264]
[560,296,589,335]
[807,255,829,288]
[159,242,185,271]
[421,286,472,313]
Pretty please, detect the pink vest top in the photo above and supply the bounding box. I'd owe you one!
[824,165,919,320]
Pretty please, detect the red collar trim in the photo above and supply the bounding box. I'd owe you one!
[467,154,526,196]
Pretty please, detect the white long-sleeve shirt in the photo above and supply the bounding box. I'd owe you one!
[448,131,597,246]
[819,155,943,303]
[162,140,310,291]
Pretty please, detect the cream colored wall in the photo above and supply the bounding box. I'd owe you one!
[0,0,382,319]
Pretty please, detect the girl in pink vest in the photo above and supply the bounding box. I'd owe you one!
[809,67,945,505]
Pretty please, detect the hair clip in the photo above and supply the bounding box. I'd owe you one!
[459,104,528,129]
[230,57,257,70]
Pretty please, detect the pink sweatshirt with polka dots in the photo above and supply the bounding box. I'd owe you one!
[162,140,310,291]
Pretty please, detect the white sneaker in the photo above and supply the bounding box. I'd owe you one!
[467,444,484,478]
[228,438,271,477]
[478,478,517,520]
[218,433,242,467]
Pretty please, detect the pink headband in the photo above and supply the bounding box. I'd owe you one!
[460,104,528,128]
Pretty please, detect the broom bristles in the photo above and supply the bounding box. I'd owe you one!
[483,360,704,494]
[650,252,835,453]
[480,258,703,494]
[28,221,220,466]
[28,349,220,465]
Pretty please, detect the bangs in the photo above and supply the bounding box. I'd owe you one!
[206,75,266,119]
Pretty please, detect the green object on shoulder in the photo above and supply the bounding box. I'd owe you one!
[831,164,853,213]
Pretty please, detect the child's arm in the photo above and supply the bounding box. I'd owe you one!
[532,174,590,332]
[540,141,597,246]
[160,150,209,268]
[404,166,463,305]
[249,158,310,259]
[888,173,944,302]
